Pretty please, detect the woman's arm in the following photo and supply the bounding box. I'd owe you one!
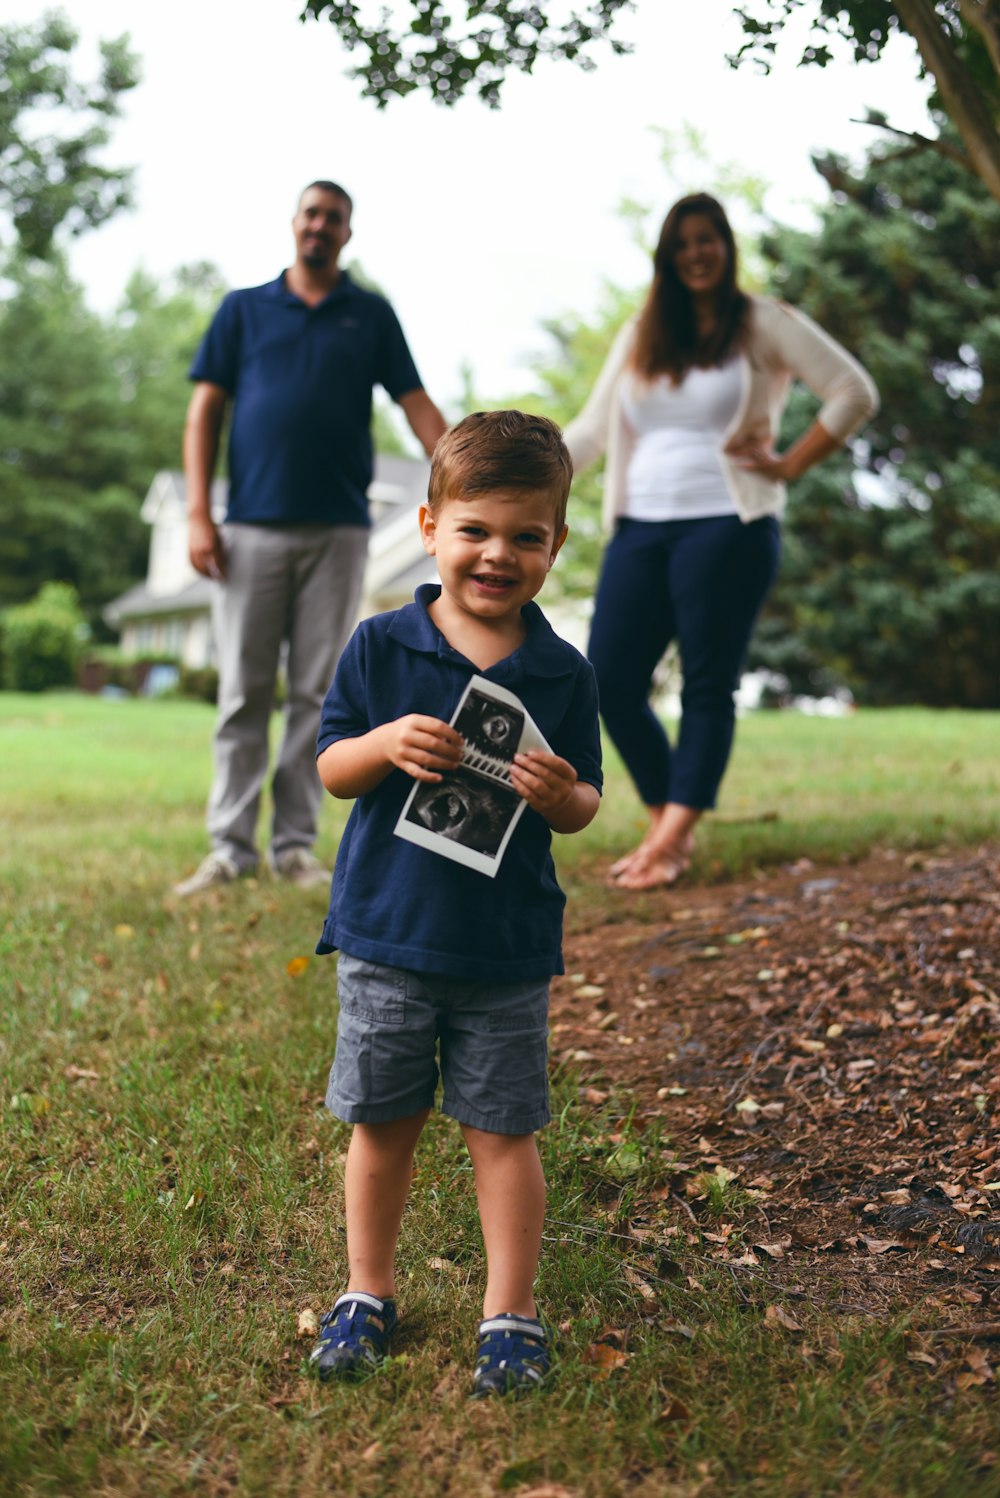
[731,299,878,481]
[562,316,638,474]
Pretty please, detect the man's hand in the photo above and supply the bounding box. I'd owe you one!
[189,515,226,579]
[384,715,464,782]
[510,750,577,818]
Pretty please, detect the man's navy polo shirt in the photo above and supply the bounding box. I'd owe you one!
[189,271,422,527]
[315,585,603,982]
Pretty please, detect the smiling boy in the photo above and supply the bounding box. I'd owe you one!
[309,410,602,1396]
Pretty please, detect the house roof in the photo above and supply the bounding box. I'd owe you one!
[104,576,215,624]
[105,455,435,626]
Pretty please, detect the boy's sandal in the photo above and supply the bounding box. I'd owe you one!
[471,1312,551,1397]
[309,1291,398,1381]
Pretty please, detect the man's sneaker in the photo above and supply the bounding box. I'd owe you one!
[270,848,331,889]
[174,851,242,897]
[471,1313,551,1397]
[309,1292,398,1381]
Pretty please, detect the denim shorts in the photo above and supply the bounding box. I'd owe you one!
[326,953,551,1134]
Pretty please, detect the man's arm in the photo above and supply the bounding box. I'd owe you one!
[184,382,229,577]
[397,388,448,458]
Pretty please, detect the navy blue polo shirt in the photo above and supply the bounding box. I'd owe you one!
[189,271,422,527]
[315,585,603,982]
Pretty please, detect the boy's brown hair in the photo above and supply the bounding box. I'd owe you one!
[427,410,572,530]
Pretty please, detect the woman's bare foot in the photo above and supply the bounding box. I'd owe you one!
[612,842,691,891]
[608,809,670,880]
[608,806,700,891]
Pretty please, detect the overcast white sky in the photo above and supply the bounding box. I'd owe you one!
[12,0,932,405]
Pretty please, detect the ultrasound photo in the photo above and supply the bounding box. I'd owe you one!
[394,675,551,877]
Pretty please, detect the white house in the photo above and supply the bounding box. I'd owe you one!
[104,456,438,667]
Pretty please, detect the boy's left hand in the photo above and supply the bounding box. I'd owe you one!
[510,750,577,817]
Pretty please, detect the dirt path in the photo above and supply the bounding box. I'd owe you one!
[553,846,1000,1332]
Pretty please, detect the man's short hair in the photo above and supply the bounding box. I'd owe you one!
[428,410,572,530]
[298,180,353,216]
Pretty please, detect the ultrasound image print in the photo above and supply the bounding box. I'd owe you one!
[394,673,552,876]
[453,689,524,783]
[404,766,521,857]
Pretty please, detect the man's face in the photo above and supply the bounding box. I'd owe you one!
[292,188,352,270]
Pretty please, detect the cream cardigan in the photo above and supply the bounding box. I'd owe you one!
[562,295,879,529]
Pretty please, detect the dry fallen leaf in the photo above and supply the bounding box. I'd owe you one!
[114,924,135,940]
[623,1266,658,1301]
[427,1256,458,1274]
[860,1235,906,1255]
[296,1307,319,1339]
[63,1065,99,1082]
[764,1304,803,1333]
[517,1487,579,1498]
[754,1239,792,1260]
[582,1342,629,1376]
[286,956,309,978]
[658,1393,691,1425]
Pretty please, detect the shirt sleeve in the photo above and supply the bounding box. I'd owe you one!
[760,300,879,441]
[189,292,243,392]
[316,626,371,756]
[562,316,637,475]
[376,300,423,401]
[550,660,603,793]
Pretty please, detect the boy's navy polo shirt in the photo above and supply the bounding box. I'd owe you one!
[315,585,603,982]
[188,271,422,528]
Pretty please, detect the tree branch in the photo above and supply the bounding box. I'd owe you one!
[955,0,1000,82]
[893,0,1000,201]
[849,114,974,172]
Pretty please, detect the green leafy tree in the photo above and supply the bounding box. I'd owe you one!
[0,257,224,628]
[750,135,1000,706]
[0,10,140,258]
[302,0,632,106]
[730,2,1000,204]
[302,2,1000,207]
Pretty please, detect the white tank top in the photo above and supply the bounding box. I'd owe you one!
[621,361,743,520]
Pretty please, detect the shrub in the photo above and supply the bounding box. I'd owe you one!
[178,664,218,704]
[2,583,85,693]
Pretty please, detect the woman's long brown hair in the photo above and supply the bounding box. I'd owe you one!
[630,193,750,384]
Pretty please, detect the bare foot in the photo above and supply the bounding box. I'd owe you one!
[613,844,691,891]
[608,843,652,879]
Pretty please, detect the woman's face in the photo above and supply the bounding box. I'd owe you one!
[671,212,729,299]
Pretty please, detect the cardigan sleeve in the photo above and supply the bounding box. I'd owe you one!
[755,299,879,442]
[562,316,637,473]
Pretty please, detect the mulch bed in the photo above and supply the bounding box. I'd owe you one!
[553,845,1000,1348]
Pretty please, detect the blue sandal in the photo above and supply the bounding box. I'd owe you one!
[309,1292,397,1380]
[472,1312,551,1397]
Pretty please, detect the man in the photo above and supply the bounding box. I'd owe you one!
[176,180,447,896]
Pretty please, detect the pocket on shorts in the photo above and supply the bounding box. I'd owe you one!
[485,982,549,1035]
[336,954,406,1025]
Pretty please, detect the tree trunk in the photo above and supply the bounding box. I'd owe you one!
[895,0,1000,202]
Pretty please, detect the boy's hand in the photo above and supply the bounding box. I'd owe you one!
[384,715,464,782]
[510,750,577,817]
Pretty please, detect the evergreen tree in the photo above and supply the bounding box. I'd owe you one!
[752,137,1000,707]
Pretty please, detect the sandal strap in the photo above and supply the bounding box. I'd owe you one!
[478,1315,546,1339]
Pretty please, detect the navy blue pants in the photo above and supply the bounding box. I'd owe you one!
[588,514,780,810]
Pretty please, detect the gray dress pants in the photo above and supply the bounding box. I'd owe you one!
[208,522,369,870]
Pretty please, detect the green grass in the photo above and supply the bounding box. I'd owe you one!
[1,693,998,1497]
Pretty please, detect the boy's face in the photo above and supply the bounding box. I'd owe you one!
[419,490,568,624]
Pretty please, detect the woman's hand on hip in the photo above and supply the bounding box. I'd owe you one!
[726,438,791,482]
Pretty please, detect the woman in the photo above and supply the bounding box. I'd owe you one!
[563,193,877,890]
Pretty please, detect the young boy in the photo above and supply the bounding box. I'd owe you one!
[309,410,602,1396]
